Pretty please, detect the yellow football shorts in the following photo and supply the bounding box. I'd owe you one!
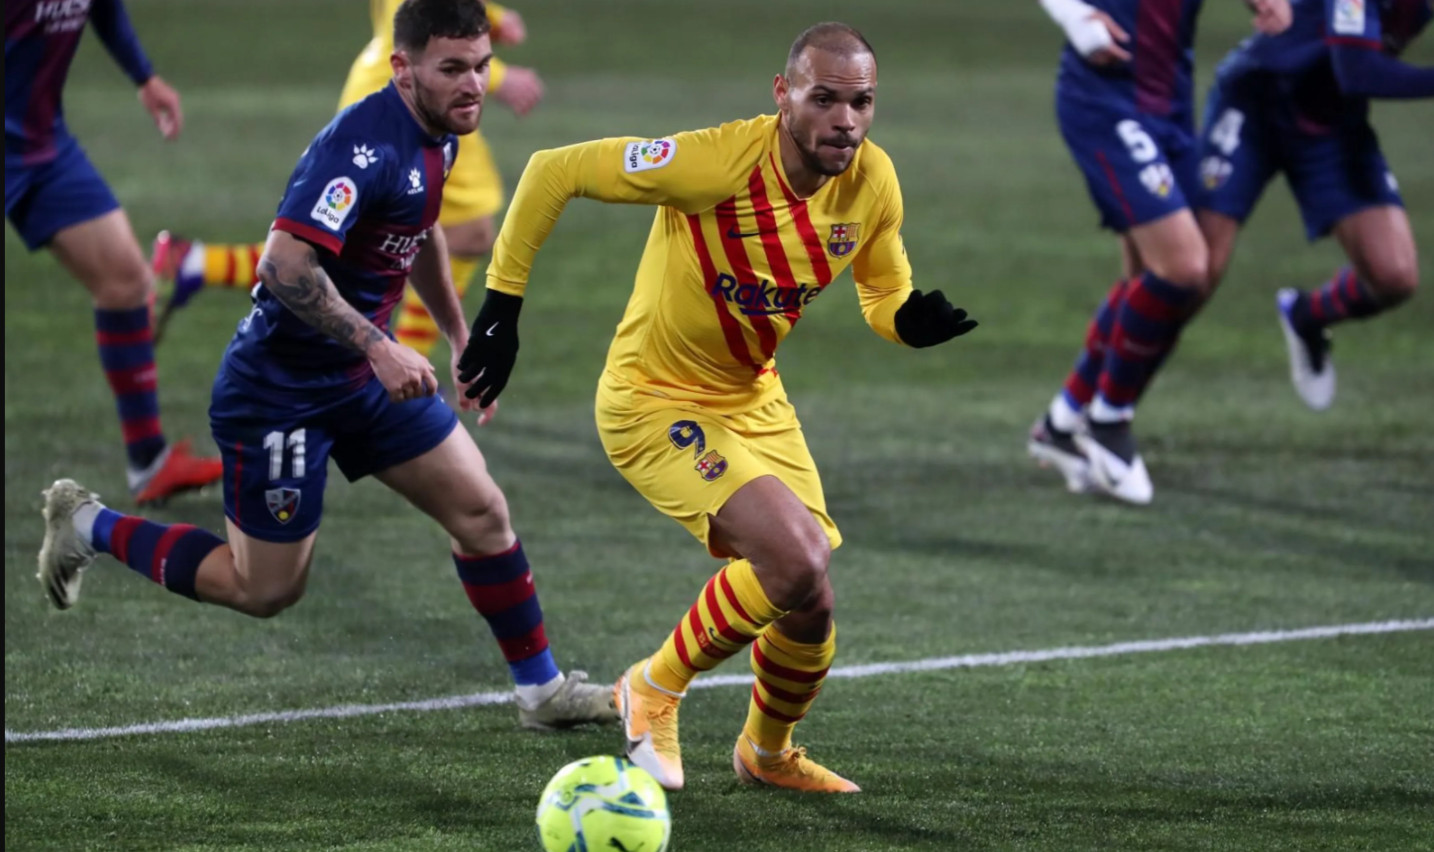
[338,55,505,224]
[596,374,842,557]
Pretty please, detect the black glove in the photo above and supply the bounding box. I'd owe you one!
[458,290,523,406]
[893,289,978,348]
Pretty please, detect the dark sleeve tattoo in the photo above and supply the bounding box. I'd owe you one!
[258,242,385,353]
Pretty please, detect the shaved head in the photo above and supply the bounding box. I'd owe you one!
[785,22,876,78]
[774,22,878,191]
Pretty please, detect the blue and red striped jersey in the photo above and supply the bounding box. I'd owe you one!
[1056,0,1205,121]
[5,0,153,166]
[223,83,457,392]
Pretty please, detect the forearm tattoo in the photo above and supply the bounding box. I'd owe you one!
[258,246,385,353]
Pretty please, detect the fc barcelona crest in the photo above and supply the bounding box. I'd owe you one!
[827,223,860,257]
[694,450,728,481]
[265,487,301,524]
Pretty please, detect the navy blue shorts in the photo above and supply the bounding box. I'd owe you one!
[1057,95,1201,232]
[5,135,121,251]
[1197,75,1403,241]
[209,367,459,543]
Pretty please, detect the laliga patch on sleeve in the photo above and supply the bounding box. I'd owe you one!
[623,138,677,173]
[311,176,359,230]
[1333,0,1366,35]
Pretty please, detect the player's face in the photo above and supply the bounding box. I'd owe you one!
[775,48,876,177]
[394,34,492,136]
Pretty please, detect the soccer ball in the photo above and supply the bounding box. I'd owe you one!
[535,755,671,852]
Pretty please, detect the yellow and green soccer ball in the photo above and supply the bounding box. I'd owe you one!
[535,755,671,852]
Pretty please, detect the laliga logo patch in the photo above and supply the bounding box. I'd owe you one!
[827,222,860,258]
[311,177,357,229]
[623,138,677,173]
[265,487,301,524]
[1333,0,1365,35]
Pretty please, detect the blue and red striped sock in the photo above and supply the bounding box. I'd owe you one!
[88,508,224,600]
[454,543,560,688]
[1059,278,1129,416]
[1295,268,1383,332]
[95,307,166,469]
[1093,271,1200,421]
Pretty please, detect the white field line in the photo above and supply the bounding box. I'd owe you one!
[6,618,1430,744]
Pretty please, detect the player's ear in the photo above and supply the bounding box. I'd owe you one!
[773,74,789,110]
[390,49,414,87]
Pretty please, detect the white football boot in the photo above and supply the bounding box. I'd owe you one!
[1075,421,1153,506]
[37,479,101,610]
[518,670,620,731]
[1276,288,1335,411]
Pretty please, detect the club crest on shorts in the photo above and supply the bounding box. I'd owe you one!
[827,223,860,257]
[265,487,301,524]
[694,450,728,481]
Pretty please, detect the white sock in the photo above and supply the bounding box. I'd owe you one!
[72,501,103,547]
[126,444,171,491]
[1048,393,1083,433]
[745,735,784,758]
[515,672,564,711]
[1089,395,1135,425]
[641,660,686,699]
[180,240,206,279]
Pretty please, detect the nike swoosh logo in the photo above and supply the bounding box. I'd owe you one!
[726,226,766,239]
[485,322,499,337]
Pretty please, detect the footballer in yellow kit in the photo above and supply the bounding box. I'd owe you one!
[493,113,915,551]
[457,23,977,794]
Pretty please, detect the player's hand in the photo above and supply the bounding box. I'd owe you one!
[457,290,523,408]
[1248,0,1292,35]
[493,66,544,117]
[138,75,183,140]
[893,289,979,349]
[369,338,438,403]
[1084,11,1131,66]
[450,344,501,424]
[492,9,527,45]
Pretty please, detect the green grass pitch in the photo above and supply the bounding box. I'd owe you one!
[5,1,1432,849]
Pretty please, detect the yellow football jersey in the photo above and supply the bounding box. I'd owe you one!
[488,114,915,413]
[355,0,509,91]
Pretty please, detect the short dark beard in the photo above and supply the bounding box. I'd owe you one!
[797,138,848,177]
[412,76,459,136]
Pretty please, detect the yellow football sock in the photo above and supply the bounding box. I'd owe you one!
[395,287,441,356]
[744,621,836,754]
[201,243,262,288]
[395,254,481,357]
[648,559,785,695]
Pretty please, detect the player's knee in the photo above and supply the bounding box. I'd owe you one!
[1364,256,1419,306]
[236,577,307,619]
[89,259,153,310]
[773,531,831,609]
[445,495,513,555]
[1154,254,1211,296]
